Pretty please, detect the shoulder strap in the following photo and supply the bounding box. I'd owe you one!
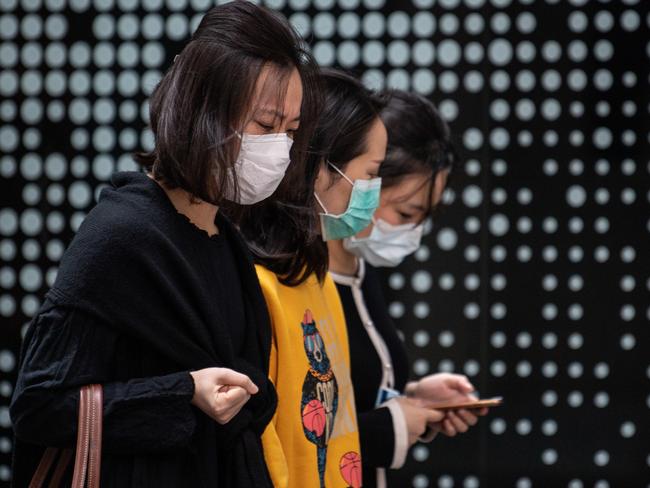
[29,384,103,488]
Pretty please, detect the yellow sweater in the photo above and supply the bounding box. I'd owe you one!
[256,266,363,488]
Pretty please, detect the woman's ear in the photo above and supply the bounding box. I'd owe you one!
[314,158,330,194]
[431,170,449,207]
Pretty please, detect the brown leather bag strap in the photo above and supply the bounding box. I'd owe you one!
[28,384,103,488]
[29,447,60,488]
[71,385,92,487]
[87,384,103,488]
[48,449,73,488]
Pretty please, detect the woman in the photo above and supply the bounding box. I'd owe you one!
[230,71,431,488]
[329,90,487,487]
[10,3,319,487]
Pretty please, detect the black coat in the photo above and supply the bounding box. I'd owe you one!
[10,172,277,487]
[335,263,410,487]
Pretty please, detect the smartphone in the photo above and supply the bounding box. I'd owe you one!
[429,397,503,411]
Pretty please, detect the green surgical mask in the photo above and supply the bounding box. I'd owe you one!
[314,163,382,241]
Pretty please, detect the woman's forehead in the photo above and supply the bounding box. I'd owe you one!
[252,66,302,121]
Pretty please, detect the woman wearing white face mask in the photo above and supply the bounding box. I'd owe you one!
[329,90,488,488]
[10,4,320,487]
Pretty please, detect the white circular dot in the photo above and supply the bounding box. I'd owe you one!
[620,333,636,350]
[594,362,609,379]
[568,362,584,379]
[567,217,584,234]
[490,331,506,348]
[491,302,506,320]
[542,246,558,263]
[490,360,506,377]
[516,246,532,262]
[438,330,455,348]
[488,38,513,66]
[413,359,430,376]
[594,391,609,408]
[567,390,583,408]
[464,245,480,262]
[413,330,430,347]
[541,333,557,350]
[437,228,458,251]
[464,303,480,320]
[490,274,506,291]
[438,39,461,67]
[621,246,636,263]
[389,301,404,319]
[568,304,584,321]
[490,418,506,435]
[516,361,531,378]
[516,419,532,436]
[620,422,636,438]
[542,304,558,320]
[594,450,610,467]
[412,445,429,462]
[594,246,610,263]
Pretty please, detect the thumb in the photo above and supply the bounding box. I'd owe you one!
[217,369,259,395]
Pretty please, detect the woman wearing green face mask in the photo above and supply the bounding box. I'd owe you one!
[231,69,390,488]
[329,90,489,488]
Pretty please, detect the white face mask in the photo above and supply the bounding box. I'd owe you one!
[343,218,425,267]
[224,132,293,205]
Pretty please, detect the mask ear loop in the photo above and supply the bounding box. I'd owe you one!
[314,193,328,214]
[315,161,351,215]
[327,161,354,186]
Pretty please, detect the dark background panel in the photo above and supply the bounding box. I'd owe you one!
[1,0,649,486]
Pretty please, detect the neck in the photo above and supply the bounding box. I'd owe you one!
[153,177,219,236]
[327,239,358,276]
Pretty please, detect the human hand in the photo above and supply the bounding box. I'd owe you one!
[435,408,485,437]
[406,372,475,404]
[190,367,258,424]
[394,397,445,446]
[406,373,488,437]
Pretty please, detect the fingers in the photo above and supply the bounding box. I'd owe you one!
[427,408,446,424]
[446,410,470,434]
[441,418,457,437]
[216,368,259,395]
[213,386,251,424]
[455,408,479,426]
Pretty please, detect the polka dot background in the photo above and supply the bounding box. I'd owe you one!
[0,0,648,486]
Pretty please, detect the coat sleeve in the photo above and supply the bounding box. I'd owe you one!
[357,406,396,468]
[10,304,198,454]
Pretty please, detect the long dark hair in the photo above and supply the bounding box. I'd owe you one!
[135,1,320,205]
[233,69,383,286]
[378,90,457,216]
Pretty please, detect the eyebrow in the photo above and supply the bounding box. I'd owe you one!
[258,108,300,123]
[406,203,428,212]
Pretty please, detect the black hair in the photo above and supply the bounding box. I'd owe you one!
[377,90,457,216]
[311,69,385,181]
[233,69,384,286]
[134,1,320,205]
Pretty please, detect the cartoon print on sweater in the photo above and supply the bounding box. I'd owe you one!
[300,309,339,488]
